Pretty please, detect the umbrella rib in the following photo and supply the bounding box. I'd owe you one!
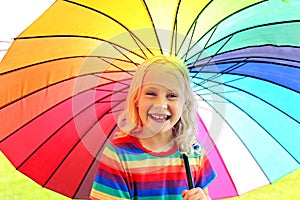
[197,62,246,84]
[179,0,267,60]
[189,25,219,73]
[0,66,79,111]
[14,86,112,171]
[106,108,125,115]
[0,43,142,76]
[208,66,299,94]
[181,0,267,60]
[95,88,128,94]
[191,47,300,70]
[96,99,124,104]
[187,25,219,79]
[191,60,248,86]
[189,56,300,93]
[126,33,148,58]
[194,79,300,167]
[193,76,247,95]
[189,45,300,74]
[193,80,244,96]
[198,92,273,183]
[193,75,299,125]
[0,75,131,143]
[72,123,119,199]
[43,90,125,189]
[1,70,131,113]
[169,0,181,56]
[98,57,135,76]
[64,0,154,58]
[227,71,299,93]
[92,73,132,87]
[197,83,300,180]
[0,56,134,110]
[142,0,163,55]
[196,114,239,196]
[16,82,127,186]
[184,19,300,63]
[189,34,234,80]
[180,17,199,61]
[110,45,141,67]
[177,0,213,60]
[215,55,300,68]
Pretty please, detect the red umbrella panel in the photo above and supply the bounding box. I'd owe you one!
[1,57,137,197]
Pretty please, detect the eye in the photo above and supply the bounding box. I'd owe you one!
[167,92,178,99]
[145,91,156,96]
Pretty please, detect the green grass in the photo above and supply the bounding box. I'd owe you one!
[228,168,300,200]
[0,152,69,200]
[1,152,299,199]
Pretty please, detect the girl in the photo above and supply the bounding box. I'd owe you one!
[90,56,216,200]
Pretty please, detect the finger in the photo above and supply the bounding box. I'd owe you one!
[182,190,188,197]
[189,188,202,195]
[182,188,207,200]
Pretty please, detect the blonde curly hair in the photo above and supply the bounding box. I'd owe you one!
[117,55,200,155]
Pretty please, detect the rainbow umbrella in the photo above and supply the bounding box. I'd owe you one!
[1,0,299,199]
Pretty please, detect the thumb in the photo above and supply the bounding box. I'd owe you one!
[181,190,188,197]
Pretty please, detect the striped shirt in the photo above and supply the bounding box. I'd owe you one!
[90,134,216,200]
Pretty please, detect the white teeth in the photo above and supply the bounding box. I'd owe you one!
[148,114,169,121]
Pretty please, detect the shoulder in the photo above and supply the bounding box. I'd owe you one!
[111,132,135,145]
[107,132,142,154]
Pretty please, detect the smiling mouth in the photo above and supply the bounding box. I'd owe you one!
[148,114,171,122]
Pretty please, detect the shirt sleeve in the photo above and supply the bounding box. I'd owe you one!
[90,144,132,200]
[195,149,216,189]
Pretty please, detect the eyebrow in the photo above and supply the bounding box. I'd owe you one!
[143,86,180,93]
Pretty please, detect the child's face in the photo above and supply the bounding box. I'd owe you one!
[136,68,185,136]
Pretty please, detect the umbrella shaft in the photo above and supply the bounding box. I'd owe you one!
[183,154,194,189]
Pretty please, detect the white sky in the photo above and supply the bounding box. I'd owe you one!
[0,0,55,61]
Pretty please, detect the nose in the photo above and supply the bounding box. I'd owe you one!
[155,96,168,109]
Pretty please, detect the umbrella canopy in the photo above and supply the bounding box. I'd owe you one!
[1,0,300,199]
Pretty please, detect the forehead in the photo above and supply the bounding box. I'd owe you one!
[142,66,184,92]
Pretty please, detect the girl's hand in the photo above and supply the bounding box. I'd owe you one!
[181,188,211,200]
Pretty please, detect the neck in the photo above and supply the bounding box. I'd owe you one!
[137,129,175,152]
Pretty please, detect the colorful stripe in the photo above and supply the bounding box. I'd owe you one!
[90,135,216,199]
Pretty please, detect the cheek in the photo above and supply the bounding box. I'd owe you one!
[171,103,184,119]
[137,103,149,121]
[177,106,183,119]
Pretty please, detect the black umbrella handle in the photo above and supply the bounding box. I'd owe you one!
[183,154,195,189]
